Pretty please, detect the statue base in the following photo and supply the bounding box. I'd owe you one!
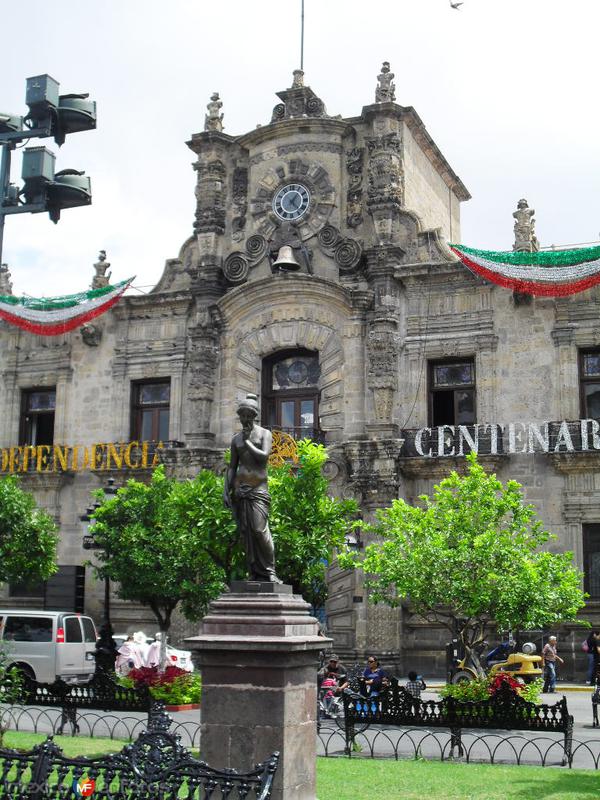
[185,583,327,800]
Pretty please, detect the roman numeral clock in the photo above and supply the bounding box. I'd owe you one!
[250,159,336,241]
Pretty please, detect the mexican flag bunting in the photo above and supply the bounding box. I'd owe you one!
[0,277,134,336]
[450,244,600,297]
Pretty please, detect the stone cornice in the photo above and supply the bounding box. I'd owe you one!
[235,117,352,149]
[549,452,600,474]
[186,130,237,154]
[399,454,507,480]
[113,292,193,320]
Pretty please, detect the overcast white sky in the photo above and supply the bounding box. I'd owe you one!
[1,0,599,298]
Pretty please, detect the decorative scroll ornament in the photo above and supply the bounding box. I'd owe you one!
[269,430,299,467]
[334,239,363,271]
[0,278,133,336]
[451,244,600,297]
[222,252,249,285]
[317,224,363,273]
[245,234,268,263]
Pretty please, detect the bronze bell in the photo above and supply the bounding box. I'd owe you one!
[272,245,301,271]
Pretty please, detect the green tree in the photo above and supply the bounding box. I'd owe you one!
[269,439,359,608]
[90,466,242,636]
[91,442,357,636]
[0,475,58,588]
[339,453,586,675]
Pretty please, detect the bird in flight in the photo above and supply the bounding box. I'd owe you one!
[450,1,464,8]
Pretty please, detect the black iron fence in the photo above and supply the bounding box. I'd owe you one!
[0,704,277,800]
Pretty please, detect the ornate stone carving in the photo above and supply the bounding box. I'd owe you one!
[367,322,400,392]
[270,75,328,122]
[0,263,13,295]
[317,225,342,250]
[317,224,363,274]
[276,142,343,156]
[80,323,102,347]
[375,61,396,103]
[231,167,248,242]
[194,159,226,235]
[186,307,223,443]
[366,134,404,244]
[346,147,364,228]
[513,198,539,252]
[343,439,404,509]
[204,92,223,132]
[223,252,249,285]
[92,250,111,289]
[245,234,268,264]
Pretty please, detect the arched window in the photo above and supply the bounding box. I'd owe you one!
[262,349,322,441]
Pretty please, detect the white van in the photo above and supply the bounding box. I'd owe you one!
[0,610,97,684]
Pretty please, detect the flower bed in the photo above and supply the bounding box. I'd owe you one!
[119,666,202,707]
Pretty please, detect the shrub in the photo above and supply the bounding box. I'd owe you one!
[440,672,542,705]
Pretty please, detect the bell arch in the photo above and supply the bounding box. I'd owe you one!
[215,275,355,445]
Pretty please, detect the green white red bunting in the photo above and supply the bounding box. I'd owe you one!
[0,277,134,336]
[450,244,600,297]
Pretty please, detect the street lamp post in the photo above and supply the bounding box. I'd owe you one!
[81,477,118,676]
[0,74,96,265]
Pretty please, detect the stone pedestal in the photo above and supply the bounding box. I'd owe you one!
[185,582,325,800]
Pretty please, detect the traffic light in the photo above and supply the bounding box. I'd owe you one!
[21,147,92,223]
[25,75,97,146]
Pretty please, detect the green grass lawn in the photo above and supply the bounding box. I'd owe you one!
[316,757,600,800]
[1,730,129,758]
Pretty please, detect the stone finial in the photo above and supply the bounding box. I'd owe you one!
[291,69,305,89]
[375,61,396,103]
[92,249,111,289]
[204,92,224,132]
[512,198,539,252]
[0,263,13,295]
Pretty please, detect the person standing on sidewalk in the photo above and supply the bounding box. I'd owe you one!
[585,630,600,684]
[542,635,564,693]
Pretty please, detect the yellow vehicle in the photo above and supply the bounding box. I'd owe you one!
[450,641,543,685]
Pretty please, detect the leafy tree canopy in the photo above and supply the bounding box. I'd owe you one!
[90,466,242,632]
[91,441,358,629]
[269,439,359,608]
[0,475,58,588]
[338,453,586,666]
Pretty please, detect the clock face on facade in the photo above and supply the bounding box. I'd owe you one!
[272,183,310,221]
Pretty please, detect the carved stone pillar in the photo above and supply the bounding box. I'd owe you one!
[184,306,223,447]
[366,132,403,245]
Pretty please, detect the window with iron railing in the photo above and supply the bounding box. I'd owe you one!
[262,350,323,443]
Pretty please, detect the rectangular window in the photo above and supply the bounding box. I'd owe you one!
[64,617,82,643]
[429,359,476,427]
[9,580,45,599]
[131,380,171,441]
[580,351,600,419]
[19,388,56,446]
[3,616,53,642]
[583,524,600,598]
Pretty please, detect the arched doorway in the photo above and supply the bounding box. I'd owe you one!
[261,349,323,442]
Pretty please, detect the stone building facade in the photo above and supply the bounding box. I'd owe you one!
[1,65,599,678]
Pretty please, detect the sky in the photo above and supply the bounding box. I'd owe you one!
[1,0,599,298]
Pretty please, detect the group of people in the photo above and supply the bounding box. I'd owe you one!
[317,653,427,714]
[114,632,165,675]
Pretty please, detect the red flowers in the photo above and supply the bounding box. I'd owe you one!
[488,673,522,695]
[127,665,189,688]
